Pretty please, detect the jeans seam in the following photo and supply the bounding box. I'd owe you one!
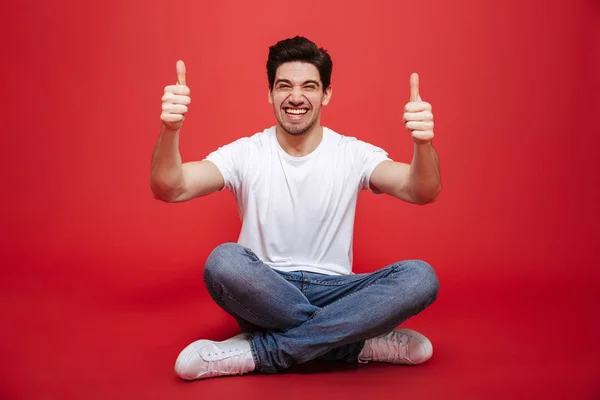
[302,278,360,286]
[300,272,308,296]
[248,333,279,374]
[247,333,262,371]
[303,281,347,286]
[302,266,400,325]
[302,264,403,286]
[204,278,283,331]
[281,276,304,283]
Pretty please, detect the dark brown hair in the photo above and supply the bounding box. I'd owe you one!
[266,36,333,92]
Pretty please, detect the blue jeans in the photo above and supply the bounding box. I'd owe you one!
[203,243,439,374]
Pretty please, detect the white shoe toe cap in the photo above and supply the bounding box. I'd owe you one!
[174,340,211,380]
[401,329,433,364]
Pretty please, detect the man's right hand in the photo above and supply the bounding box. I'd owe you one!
[160,60,191,132]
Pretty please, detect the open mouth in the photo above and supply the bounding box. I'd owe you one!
[284,107,309,119]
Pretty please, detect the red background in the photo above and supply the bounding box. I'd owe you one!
[1,0,599,398]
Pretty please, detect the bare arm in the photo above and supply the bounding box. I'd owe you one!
[150,60,224,203]
[150,126,224,202]
[409,142,440,203]
[370,142,441,204]
[369,72,441,205]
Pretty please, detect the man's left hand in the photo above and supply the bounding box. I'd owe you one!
[403,73,434,145]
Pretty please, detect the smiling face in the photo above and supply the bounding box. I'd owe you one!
[268,61,332,136]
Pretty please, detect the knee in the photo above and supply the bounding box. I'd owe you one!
[402,260,440,302]
[204,242,248,283]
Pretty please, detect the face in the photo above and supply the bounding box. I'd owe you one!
[268,61,332,136]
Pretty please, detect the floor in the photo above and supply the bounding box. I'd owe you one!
[2,255,599,400]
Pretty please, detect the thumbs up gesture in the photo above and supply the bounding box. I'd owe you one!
[160,60,191,132]
[403,73,434,144]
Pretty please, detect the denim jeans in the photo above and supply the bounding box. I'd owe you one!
[203,243,439,374]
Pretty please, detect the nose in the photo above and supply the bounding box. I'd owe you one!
[289,86,304,104]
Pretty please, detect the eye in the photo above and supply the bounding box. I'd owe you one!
[278,84,292,90]
[304,85,317,90]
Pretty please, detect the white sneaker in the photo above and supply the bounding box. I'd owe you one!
[358,328,433,365]
[174,333,256,380]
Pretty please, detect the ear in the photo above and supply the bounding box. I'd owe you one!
[321,85,332,106]
[268,88,273,104]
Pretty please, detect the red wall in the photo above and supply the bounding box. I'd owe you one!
[0,0,599,395]
[2,0,598,279]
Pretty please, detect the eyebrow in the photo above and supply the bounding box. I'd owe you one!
[275,79,321,87]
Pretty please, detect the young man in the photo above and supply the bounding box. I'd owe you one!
[151,36,441,380]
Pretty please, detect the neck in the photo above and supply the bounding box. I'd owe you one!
[276,124,324,157]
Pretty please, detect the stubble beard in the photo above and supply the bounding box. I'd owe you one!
[277,109,319,137]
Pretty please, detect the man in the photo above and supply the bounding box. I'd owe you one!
[150,36,441,380]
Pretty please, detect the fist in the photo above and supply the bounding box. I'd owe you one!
[402,73,434,144]
[161,60,191,131]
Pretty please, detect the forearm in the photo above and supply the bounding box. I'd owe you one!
[150,125,185,199]
[409,142,441,204]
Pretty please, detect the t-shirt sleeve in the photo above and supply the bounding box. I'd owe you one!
[352,139,392,192]
[203,139,247,193]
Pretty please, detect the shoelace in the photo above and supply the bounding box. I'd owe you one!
[203,348,254,376]
[367,333,410,362]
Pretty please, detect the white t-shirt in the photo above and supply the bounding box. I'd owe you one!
[204,126,391,276]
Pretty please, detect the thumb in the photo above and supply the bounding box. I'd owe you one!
[410,72,419,102]
[176,60,186,85]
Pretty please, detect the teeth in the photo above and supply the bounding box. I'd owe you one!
[285,109,308,115]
